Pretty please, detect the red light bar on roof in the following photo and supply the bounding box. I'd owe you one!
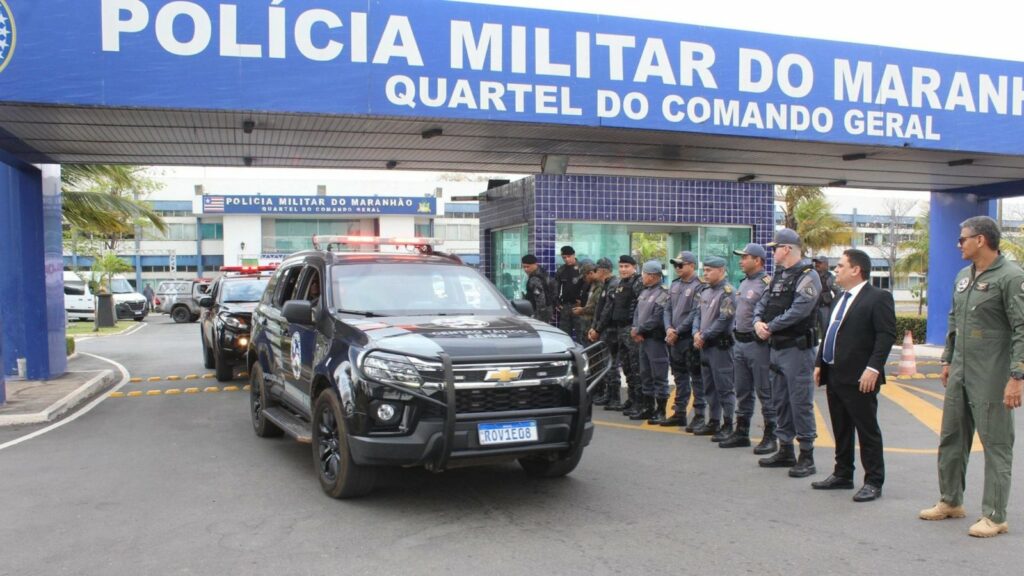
[311,235,438,251]
[219,264,278,274]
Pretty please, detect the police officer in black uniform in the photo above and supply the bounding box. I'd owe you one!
[606,255,644,415]
[521,254,553,323]
[813,254,839,341]
[556,246,584,342]
[754,229,822,478]
[587,258,618,405]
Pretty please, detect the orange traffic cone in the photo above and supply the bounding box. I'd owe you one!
[898,330,917,377]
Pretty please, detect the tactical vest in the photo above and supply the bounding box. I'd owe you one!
[761,263,816,339]
[611,274,641,325]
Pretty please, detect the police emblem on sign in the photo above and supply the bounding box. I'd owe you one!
[0,0,15,74]
[290,332,302,380]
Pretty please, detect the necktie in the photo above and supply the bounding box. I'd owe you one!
[822,291,851,364]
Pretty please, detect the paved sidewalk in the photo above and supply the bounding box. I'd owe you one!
[0,356,118,426]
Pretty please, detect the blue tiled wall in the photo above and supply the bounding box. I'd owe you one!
[480,175,775,281]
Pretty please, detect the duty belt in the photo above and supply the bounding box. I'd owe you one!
[769,332,815,351]
[733,331,756,344]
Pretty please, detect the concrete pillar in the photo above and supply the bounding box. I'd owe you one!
[926,192,996,344]
[0,157,66,384]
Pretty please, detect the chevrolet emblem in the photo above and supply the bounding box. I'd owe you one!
[484,368,523,383]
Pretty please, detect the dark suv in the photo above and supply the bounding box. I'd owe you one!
[199,272,271,381]
[247,238,609,498]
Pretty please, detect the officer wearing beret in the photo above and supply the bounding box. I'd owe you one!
[692,256,737,440]
[630,260,672,422]
[813,254,840,342]
[754,228,822,478]
[556,246,585,342]
[609,255,645,415]
[590,258,624,407]
[659,251,707,429]
[720,243,777,453]
[521,254,553,323]
[920,216,1024,538]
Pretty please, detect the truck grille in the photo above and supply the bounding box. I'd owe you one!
[455,384,569,413]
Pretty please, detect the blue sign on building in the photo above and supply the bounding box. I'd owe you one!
[202,195,436,215]
[0,1,1023,155]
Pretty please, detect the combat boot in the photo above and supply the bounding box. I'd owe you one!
[685,412,705,433]
[719,416,751,448]
[630,396,656,421]
[753,422,778,455]
[692,418,720,436]
[788,448,816,478]
[758,442,796,468]
[657,410,686,427]
[602,386,623,411]
[591,384,610,406]
[711,417,734,442]
[647,397,669,425]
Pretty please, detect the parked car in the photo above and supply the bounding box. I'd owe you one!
[199,270,272,382]
[247,236,611,498]
[63,271,95,321]
[107,275,149,322]
[155,279,211,323]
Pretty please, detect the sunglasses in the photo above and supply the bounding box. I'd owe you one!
[673,264,685,269]
[957,234,982,246]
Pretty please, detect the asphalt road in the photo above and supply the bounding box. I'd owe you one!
[0,315,1021,575]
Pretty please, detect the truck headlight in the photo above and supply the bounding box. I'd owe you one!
[220,314,249,330]
[361,352,423,387]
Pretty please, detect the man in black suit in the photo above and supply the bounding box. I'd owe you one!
[812,249,897,502]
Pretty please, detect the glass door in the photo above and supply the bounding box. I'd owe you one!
[491,225,528,300]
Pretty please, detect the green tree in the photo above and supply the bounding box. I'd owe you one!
[62,165,167,251]
[777,185,823,230]
[631,232,667,265]
[794,195,851,254]
[91,251,133,293]
[894,209,930,315]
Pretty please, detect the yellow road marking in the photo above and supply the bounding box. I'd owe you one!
[147,376,161,382]
[893,381,945,401]
[813,400,835,448]
[185,374,198,380]
[129,377,142,383]
[223,385,240,392]
[204,386,220,393]
[882,382,943,434]
[109,391,125,398]
[202,373,215,379]
[166,375,181,381]
[184,387,200,394]
[146,390,162,396]
[164,389,182,395]
[243,385,251,391]
[127,391,142,397]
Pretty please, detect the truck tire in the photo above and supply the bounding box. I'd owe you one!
[215,349,234,382]
[171,306,192,323]
[250,364,283,438]
[312,390,375,498]
[518,445,585,478]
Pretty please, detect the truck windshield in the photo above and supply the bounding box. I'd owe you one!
[221,278,269,303]
[109,278,136,294]
[331,263,509,316]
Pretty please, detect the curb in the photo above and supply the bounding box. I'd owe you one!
[0,370,117,427]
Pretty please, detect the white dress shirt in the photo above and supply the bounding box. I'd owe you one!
[826,280,878,374]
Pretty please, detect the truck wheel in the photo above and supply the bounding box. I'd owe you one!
[518,445,585,478]
[202,335,215,369]
[171,306,191,323]
[250,364,283,438]
[312,390,375,498]
[215,350,234,382]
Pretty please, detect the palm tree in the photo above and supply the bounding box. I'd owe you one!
[894,210,930,315]
[777,185,823,229]
[62,165,166,243]
[794,195,851,254]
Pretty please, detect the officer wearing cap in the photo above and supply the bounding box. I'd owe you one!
[521,254,553,323]
[629,260,672,422]
[813,254,840,341]
[692,256,738,440]
[754,228,822,478]
[590,258,623,407]
[556,246,585,342]
[719,243,778,453]
[608,255,645,415]
[658,251,707,429]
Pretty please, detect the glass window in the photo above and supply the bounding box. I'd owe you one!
[556,222,631,264]
[261,219,375,253]
[64,282,86,296]
[492,225,528,300]
[200,223,223,240]
[220,278,269,303]
[331,263,508,315]
[698,227,752,286]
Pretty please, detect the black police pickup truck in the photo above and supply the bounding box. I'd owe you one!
[247,236,610,498]
[198,267,273,382]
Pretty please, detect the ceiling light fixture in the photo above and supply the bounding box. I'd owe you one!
[421,127,443,139]
[242,120,255,134]
[386,160,398,170]
[243,156,253,167]
[842,153,867,161]
[947,158,974,166]
[828,179,847,187]
[737,174,756,182]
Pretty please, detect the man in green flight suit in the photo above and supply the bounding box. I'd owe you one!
[919,216,1024,538]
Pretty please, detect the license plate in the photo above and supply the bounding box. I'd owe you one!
[478,420,538,446]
